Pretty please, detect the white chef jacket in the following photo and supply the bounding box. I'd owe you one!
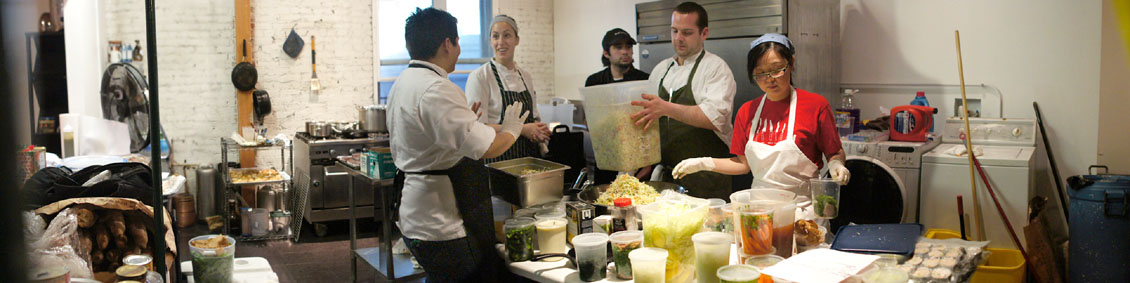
[646,50,736,147]
[465,59,541,124]
[387,60,497,241]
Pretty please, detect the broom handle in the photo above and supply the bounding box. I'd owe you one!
[955,30,986,241]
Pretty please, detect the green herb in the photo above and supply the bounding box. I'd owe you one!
[191,252,234,283]
[612,240,641,279]
[505,225,536,262]
[815,194,838,217]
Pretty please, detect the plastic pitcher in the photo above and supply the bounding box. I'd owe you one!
[809,178,841,219]
[578,81,660,171]
[637,191,710,283]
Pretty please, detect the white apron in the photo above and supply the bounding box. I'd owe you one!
[745,88,820,191]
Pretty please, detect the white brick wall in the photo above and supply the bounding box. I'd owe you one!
[101,0,374,168]
[495,0,554,102]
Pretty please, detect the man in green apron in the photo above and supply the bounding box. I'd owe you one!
[632,2,737,200]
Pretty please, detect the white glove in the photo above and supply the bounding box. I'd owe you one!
[828,159,851,185]
[500,101,529,139]
[672,157,715,179]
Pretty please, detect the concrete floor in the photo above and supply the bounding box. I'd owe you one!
[174,218,426,283]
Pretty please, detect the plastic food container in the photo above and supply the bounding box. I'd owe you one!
[638,191,710,282]
[693,231,733,283]
[572,233,610,282]
[744,253,784,270]
[189,235,236,283]
[628,248,669,283]
[716,264,761,283]
[578,81,659,171]
[703,198,730,232]
[610,230,643,279]
[733,189,797,258]
[809,178,840,219]
[504,217,537,262]
[535,217,568,261]
[737,201,775,256]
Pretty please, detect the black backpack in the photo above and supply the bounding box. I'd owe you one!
[21,162,157,210]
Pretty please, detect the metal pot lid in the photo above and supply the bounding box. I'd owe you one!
[360,104,387,110]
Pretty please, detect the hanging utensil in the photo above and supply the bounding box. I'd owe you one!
[310,35,321,93]
[231,39,258,91]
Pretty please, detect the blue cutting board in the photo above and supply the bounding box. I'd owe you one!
[830,223,923,258]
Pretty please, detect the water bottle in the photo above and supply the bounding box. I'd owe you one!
[836,89,861,134]
[909,91,933,132]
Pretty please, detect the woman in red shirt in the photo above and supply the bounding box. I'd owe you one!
[672,33,850,190]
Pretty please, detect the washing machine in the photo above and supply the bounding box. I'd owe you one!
[832,137,940,232]
[921,118,1047,250]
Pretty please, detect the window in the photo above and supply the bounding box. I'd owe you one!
[376,0,493,103]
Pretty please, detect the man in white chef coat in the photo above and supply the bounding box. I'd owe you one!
[631,1,737,199]
[387,8,528,282]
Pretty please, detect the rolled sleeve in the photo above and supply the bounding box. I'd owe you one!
[423,84,497,159]
[693,59,737,145]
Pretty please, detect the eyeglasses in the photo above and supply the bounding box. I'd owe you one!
[752,65,788,82]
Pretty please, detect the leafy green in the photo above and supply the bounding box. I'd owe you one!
[815,194,838,217]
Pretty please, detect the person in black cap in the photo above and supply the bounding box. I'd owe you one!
[585,28,650,87]
[585,28,653,184]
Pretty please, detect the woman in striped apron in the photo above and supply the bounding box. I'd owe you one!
[466,14,550,163]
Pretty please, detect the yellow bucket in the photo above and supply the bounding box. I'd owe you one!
[923,229,1026,283]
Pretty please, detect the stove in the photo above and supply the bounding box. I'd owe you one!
[294,132,389,227]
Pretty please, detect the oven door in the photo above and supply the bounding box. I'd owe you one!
[830,156,908,233]
[322,165,375,208]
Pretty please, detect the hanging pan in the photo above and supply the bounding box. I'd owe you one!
[231,39,258,91]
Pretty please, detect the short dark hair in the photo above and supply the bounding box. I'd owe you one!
[602,55,609,66]
[746,41,795,84]
[674,2,708,31]
[405,8,458,60]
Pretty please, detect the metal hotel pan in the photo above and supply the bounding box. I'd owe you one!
[486,157,571,207]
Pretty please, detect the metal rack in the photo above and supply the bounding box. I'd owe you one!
[219,137,306,241]
[340,160,425,282]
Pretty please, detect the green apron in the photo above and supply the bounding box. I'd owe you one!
[656,50,733,199]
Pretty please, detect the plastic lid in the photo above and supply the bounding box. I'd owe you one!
[614,198,632,207]
[692,231,732,245]
[504,217,536,228]
[717,264,761,281]
[610,230,643,243]
[916,91,925,97]
[572,232,610,248]
[534,209,566,220]
[744,253,784,269]
[707,198,727,207]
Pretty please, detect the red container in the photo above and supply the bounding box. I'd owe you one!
[889,105,935,142]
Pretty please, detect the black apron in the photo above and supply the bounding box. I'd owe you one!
[484,61,541,164]
[656,51,734,199]
[396,64,502,282]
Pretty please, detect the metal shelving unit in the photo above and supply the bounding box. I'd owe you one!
[219,137,306,241]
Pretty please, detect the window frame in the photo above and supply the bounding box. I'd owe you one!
[374,0,492,103]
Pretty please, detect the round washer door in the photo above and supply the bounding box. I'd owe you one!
[830,156,908,233]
